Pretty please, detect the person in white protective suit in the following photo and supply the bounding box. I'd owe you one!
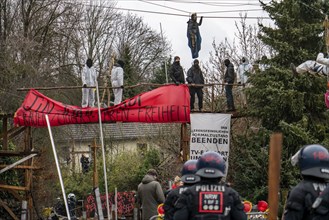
[290,53,329,77]
[111,60,124,105]
[81,58,98,108]
[237,57,253,108]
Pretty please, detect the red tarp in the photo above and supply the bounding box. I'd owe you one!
[14,85,190,127]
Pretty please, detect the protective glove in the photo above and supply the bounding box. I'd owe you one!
[175,81,179,86]
[83,84,87,88]
[120,85,124,89]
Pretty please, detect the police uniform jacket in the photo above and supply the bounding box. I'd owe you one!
[283,178,329,220]
[164,186,189,220]
[173,180,246,220]
[312,185,329,220]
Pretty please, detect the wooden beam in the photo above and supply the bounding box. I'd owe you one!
[92,139,99,188]
[181,123,189,162]
[8,127,26,140]
[0,126,25,140]
[0,154,37,174]
[0,184,27,191]
[0,199,19,220]
[0,165,39,169]
[268,133,283,220]
[0,151,39,157]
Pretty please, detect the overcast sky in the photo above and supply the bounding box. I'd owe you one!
[93,0,271,70]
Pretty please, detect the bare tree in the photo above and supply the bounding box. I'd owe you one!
[234,14,270,63]
[202,15,272,111]
[115,13,171,82]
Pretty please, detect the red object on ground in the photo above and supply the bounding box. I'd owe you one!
[243,201,252,213]
[157,204,165,215]
[257,200,268,212]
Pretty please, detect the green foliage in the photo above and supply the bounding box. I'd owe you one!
[151,59,172,84]
[231,128,270,202]
[107,151,143,191]
[96,148,161,193]
[122,46,144,98]
[62,169,94,199]
[259,0,329,66]
[0,142,25,218]
[0,142,22,186]
[232,0,329,204]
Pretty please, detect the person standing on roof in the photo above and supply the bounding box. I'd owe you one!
[186,59,205,111]
[111,59,124,105]
[81,58,98,108]
[170,56,185,85]
[237,57,253,108]
[187,13,203,59]
[224,59,236,112]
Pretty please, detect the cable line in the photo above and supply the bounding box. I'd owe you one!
[64,1,270,19]
[138,0,190,13]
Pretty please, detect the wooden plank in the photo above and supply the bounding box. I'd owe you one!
[0,153,37,174]
[0,165,39,169]
[0,126,25,139]
[0,151,39,156]
[268,133,283,220]
[0,199,19,220]
[0,184,27,191]
[8,127,26,140]
[92,139,99,188]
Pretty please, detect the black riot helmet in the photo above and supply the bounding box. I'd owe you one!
[181,159,200,184]
[196,151,226,178]
[291,144,329,180]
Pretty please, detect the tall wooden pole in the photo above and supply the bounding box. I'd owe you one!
[181,123,189,161]
[24,127,33,220]
[92,138,98,188]
[268,133,283,220]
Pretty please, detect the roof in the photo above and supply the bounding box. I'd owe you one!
[54,123,181,142]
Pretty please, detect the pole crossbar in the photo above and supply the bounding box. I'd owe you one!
[16,83,243,91]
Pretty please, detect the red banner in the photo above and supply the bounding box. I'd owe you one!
[14,85,190,127]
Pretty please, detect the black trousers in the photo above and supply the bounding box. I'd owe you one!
[190,87,203,110]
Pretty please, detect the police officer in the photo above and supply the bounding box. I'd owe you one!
[283,144,329,220]
[164,160,200,220]
[313,186,329,220]
[173,151,247,220]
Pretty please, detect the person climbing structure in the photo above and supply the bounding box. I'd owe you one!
[187,13,203,59]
